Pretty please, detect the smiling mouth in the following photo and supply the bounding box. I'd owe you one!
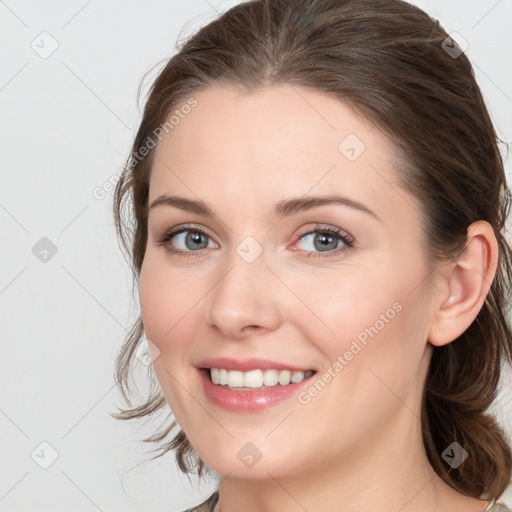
[203,368,316,390]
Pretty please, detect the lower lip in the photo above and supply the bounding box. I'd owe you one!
[198,369,316,412]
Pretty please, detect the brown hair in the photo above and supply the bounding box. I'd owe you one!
[111,0,512,506]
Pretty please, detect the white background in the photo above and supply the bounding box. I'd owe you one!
[1,1,511,510]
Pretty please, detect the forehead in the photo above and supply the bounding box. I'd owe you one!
[148,84,408,219]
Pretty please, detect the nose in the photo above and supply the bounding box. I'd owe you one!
[205,246,282,340]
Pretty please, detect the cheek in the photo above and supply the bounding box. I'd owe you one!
[298,262,430,400]
[285,267,400,354]
[139,262,172,345]
[138,257,206,352]
[138,259,203,419]
[291,291,429,453]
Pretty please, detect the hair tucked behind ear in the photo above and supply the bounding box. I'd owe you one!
[111,0,512,506]
[422,264,512,497]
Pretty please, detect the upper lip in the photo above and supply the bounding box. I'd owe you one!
[197,357,315,372]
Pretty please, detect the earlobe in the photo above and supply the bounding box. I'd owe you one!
[428,221,498,347]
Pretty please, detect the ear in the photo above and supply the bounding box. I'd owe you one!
[428,220,499,347]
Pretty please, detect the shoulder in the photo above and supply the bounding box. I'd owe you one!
[180,505,212,512]
[180,490,219,512]
[180,504,213,512]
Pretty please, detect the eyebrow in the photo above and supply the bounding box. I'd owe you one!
[147,193,381,222]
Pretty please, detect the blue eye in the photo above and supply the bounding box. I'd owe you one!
[293,225,354,258]
[156,223,354,258]
[156,224,215,257]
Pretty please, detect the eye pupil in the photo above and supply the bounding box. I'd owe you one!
[314,233,337,251]
[187,231,208,249]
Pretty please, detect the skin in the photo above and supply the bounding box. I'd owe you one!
[138,84,498,512]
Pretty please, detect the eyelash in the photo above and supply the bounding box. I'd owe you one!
[155,223,355,259]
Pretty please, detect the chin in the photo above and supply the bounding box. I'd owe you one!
[196,439,301,480]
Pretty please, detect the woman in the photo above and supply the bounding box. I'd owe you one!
[111,0,512,510]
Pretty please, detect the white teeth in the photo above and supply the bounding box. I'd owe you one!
[227,370,244,388]
[244,369,264,388]
[263,369,279,387]
[211,368,220,384]
[291,371,306,383]
[208,368,314,389]
[278,370,292,385]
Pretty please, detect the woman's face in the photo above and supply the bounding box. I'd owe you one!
[139,84,436,479]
